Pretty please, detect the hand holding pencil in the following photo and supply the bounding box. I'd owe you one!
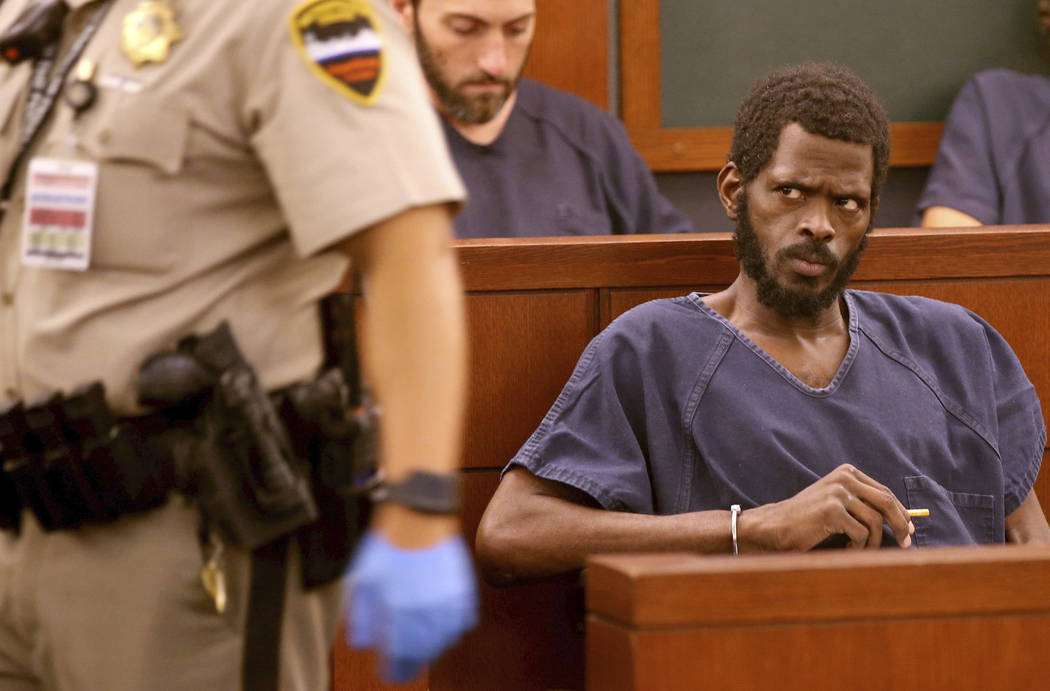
[733,464,919,552]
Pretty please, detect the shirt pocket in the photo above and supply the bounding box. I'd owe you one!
[554,202,612,236]
[904,474,997,546]
[58,92,190,272]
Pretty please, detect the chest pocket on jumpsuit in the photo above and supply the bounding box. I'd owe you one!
[904,474,998,545]
[52,91,189,272]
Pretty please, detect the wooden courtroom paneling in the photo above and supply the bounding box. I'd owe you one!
[524,0,608,110]
[454,234,739,292]
[331,640,426,691]
[600,287,718,327]
[589,613,1050,691]
[462,291,597,470]
[432,472,586,691]
[586,546,1050,690]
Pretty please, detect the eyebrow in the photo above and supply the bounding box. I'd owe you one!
[444,11,536,26]
[769,176,870,199]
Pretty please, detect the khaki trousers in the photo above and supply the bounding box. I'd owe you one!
[0,498,341,691]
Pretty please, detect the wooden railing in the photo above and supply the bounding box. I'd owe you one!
[587,545,1050,689]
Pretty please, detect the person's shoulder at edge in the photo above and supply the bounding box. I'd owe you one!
[961,68,1050,130]
[513,78,695,235]
[509,293,723,488]
[967,67,1050,97]
[849,289,1011,386]
[513,77,635,152]
[850,289,989,341]
[593,293,727,362]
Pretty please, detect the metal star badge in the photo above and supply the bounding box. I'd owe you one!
[122,1,183,67]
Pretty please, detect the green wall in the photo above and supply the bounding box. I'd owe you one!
[660,0,1050,127]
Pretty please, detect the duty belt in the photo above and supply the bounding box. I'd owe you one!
[0,308,376,590]
[0,382,175,532]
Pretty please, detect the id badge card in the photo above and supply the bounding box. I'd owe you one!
[22,158,98,271]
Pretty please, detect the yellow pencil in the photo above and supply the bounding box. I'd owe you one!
[907,508,930,517]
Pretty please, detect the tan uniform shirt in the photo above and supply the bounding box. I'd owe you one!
[0,0,465,413]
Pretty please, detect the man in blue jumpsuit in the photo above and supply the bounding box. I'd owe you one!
[390,0,693,239]
[476,63,1050,583]
[919,2,1050,227]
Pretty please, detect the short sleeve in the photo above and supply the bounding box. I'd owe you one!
[241,0,465,257]
[978,316,1047,515]
[916,76,1000,225]
[506,330,658,514]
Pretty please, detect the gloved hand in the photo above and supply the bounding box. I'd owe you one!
[344,531,479,683]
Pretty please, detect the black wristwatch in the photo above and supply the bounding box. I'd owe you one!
[371,471,461,514]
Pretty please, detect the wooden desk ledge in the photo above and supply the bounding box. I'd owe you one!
[586,544,1050,629]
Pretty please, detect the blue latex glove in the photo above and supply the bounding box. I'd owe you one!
[344,531,479,683]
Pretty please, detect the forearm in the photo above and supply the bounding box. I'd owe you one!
[342,204,467,546]
[1005,489,1050,544]
[921,206,982,227]
[476,471,735,584]
[477,464,916,583]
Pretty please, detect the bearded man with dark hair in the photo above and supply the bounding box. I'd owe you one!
[729,63,890,321]
[475,63,1050,585]
[390,0,692,239]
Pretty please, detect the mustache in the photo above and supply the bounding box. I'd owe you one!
[457,74,512,89]
[778,240,839,269]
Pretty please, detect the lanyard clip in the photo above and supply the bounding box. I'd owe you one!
[0,0,69,65]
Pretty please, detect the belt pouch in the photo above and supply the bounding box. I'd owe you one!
[0,401,27,530]
[60,383,173,520]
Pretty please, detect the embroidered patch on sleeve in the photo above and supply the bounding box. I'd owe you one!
[290,0,385,105]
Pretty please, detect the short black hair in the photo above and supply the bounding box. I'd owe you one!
[728,63,891,205]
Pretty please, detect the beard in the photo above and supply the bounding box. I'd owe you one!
[733,191,869,321]
[414,23,528,124]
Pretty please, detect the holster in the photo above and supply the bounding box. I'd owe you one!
[136,301,378,588]
[138,322,319,551]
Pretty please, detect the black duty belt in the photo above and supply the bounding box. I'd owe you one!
[0,305,377,691]
[0,382,176,532]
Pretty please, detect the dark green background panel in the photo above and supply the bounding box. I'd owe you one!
[661,0,1050,127]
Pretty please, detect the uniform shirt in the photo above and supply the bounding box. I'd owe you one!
[917,69,1050,225]
[443,78,693,238]
[507,290,1045,546]
[0,0,464,413]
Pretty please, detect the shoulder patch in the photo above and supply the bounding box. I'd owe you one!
[289,0,385,105]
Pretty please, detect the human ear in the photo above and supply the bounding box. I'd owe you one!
[390,0,415,33]
[717,163,743,221]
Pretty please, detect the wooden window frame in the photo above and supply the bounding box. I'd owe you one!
[620,1,943,172]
